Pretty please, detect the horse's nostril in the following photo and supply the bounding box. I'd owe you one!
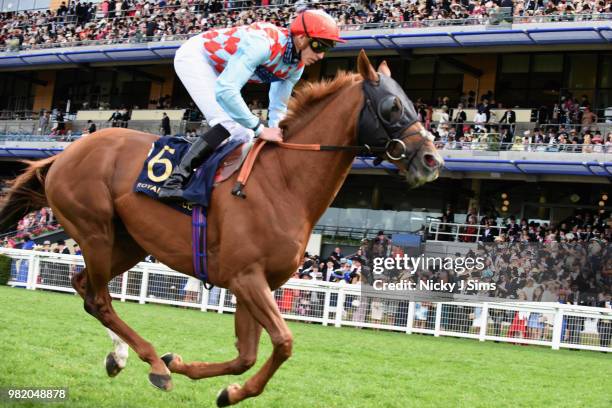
[423,154,439,169]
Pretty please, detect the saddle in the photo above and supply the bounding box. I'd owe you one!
[134,135,252,215]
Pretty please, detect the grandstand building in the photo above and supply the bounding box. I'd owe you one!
[1,3,610,357]
[1,1,611,233]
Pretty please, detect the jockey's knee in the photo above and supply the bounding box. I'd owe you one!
[219,120,253,140]
[201,123,232,146]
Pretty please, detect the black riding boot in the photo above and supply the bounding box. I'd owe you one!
[158,124,231,201]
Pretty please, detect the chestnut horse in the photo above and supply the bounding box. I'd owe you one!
[0,51,442,406]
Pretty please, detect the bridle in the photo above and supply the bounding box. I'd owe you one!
[357,73,434,167]
[231,73,434,198]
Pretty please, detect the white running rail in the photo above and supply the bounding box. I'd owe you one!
[2,248,610,353]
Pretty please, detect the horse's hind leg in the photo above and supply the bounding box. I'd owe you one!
[83,233,173,390]
[162,301,262,379]
[71,268,125,376]
[105,327,129,377]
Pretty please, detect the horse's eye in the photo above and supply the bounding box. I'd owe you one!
[379,96,403,124]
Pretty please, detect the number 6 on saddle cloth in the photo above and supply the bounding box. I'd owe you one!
[134,134,252,287]
[134,134,251,214]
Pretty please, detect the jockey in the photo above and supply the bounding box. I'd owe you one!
[158,9,345,200]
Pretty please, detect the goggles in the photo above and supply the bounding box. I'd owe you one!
[309,38,335,53]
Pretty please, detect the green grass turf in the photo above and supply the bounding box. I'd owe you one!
[0,286,610,408]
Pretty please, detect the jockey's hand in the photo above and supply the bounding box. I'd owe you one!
[259,127,283,143]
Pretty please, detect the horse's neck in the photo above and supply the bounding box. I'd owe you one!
[275,83,363,225]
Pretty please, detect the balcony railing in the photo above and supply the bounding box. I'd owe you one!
[1,11,611,52]
[428,221,506,242]
[439,141,612,154]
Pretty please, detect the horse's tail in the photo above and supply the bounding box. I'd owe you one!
[0,156,57,234]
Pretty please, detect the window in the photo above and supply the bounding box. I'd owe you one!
[498,54,530,89]
[17,0,35,11]
[404,57,435,90]
[600,55,612,88]
[434,62,463,101]
[532,54,563,73]
[567,54,597,89]
[595,55,612,110]
[1,0,50,11]
[322,58,349,79]
[370,56,403,82]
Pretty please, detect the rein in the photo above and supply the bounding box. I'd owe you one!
[230,73,433,198]
[275,140,385,153]
[231,127,426,198]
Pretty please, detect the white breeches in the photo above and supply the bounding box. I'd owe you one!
[173,35,253,140]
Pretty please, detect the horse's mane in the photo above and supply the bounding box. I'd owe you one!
[280,71,359,135]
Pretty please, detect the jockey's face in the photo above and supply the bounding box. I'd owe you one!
[294,35,325,66]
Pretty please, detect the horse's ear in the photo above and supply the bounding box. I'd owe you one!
[357,49,378,82]
[378,60,391,77]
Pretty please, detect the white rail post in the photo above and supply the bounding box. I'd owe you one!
[120,271,129,302]
[479,303,489,342]
[218,288,227,314]
[200,285,209,312]
[335,287,346,328]
[434,303,442,337]
[322,287,332,326]
[551,306,564,350]
[139,265,149,305]
[26,252,38,290]
[406,301,415,334]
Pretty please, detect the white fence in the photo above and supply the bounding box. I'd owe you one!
[428,220,508,242]
[2,248,610,353]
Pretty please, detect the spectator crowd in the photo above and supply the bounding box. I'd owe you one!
[435,208,612,244]
[287,222,610,346]
[424,208,611,302]
[418,90,610,152]
[1,0,609,148]
[1,0,611,51]
[2,205,609,346]
[0,207,59,248]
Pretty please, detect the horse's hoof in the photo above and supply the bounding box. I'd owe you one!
[105,352,123,377]
[148,373,173,391]
[160,353,175,369]
[216,387,232,407]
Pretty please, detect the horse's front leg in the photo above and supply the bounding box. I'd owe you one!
[162,301,262,379]
[216,273,293,407]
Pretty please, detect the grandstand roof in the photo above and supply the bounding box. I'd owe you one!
[1,21,610,69]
